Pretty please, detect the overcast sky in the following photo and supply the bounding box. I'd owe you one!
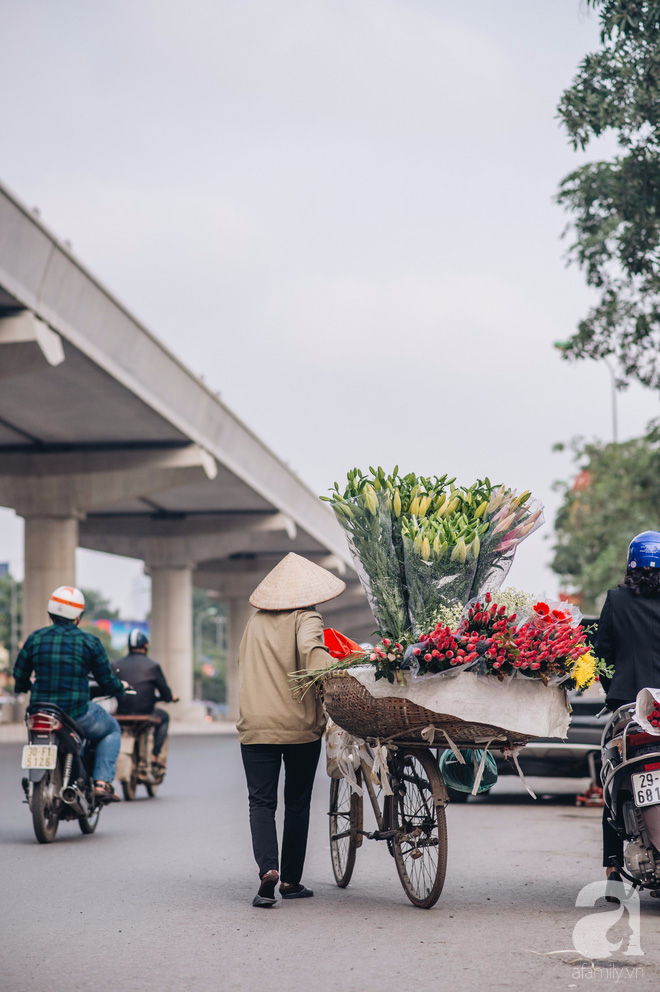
[1,0,659,618]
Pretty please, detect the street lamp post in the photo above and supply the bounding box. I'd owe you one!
[602,356,619,444]
[554,341,619,444]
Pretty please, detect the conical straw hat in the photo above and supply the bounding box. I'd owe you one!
[249,553,346,610]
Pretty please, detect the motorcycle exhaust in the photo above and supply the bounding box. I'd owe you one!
[61,784,91,818]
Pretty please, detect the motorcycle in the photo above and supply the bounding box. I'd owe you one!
[21,689,135,844]
[115,713,168,800]
[601,702,660,892]
[22,702,106,843]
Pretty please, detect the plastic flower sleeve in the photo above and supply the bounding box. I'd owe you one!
[332,490,409,641]
[402,530,478,637]
[470,490,545,600]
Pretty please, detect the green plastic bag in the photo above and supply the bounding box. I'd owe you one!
[439,748,498,794]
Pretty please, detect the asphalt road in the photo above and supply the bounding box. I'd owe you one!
[2,736,659,992]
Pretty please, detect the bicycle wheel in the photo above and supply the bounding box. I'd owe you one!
[329,771,363,887]
[389,748,447,909]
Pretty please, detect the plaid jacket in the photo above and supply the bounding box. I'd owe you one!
[13,619,125,720]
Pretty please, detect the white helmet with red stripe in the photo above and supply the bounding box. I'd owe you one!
[48,586,86,620]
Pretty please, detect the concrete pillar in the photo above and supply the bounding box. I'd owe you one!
[22,516,79,638]
[149,565,198,719]
[226,598,255,723]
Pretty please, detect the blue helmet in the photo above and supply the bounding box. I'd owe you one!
[627,532,660,570]
[128,628,149,651]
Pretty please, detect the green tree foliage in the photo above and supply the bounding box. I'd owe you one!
[80,588,119,621]
[192,587,227,705]
[556,1,660,386]
[551,427,660,611]
[0,574,21,660]
[78,588,121,660]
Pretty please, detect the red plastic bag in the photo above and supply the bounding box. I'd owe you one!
[323,628,364,660]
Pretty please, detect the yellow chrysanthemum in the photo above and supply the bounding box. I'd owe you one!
[572,652,596,691]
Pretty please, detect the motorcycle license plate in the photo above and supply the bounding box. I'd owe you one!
[632,769,660,808]
[21,744,57,770]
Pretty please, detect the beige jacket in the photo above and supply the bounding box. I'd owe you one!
[236,608,330,745]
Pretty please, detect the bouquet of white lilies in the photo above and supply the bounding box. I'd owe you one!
[322,467,544,639]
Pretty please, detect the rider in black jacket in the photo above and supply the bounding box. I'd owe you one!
[595,530,660,894]
[113,630,178,766]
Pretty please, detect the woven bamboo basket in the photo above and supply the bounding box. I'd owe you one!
[321,670,535,747]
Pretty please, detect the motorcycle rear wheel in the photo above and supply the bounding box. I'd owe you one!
[121,769,138,801]
[79,806,101,834]
[32,767,62,844]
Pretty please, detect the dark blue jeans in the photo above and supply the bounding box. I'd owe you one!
[241,739,322,885]
[76,703,121,783]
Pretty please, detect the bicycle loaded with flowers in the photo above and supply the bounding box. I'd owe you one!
[296,467,609,699]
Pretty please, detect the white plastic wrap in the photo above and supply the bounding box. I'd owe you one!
[634,687,660,736]
[325,719,361,779]
[346,665,570,740]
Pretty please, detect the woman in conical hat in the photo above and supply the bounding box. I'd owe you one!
[237,553,345,907]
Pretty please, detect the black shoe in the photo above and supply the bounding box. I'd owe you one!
[252,893,277,907]
[253,870,279,908]
[605,870,622,904]
[280,883,314,899]
[94,781,121,803]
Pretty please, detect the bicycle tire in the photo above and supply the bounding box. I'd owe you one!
[389,748,447,909]
[329,771,362,887]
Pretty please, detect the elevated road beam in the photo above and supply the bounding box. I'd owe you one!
[0,179,374,711]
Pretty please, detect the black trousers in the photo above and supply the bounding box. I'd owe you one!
[603,809,624,867]
[240,739,322,884]
[602,697,630,868]
[152,707,169,756]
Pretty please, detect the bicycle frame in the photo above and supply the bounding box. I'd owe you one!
[328,743,449,908]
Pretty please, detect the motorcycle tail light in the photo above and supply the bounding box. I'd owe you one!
[643,760,660,772]
[627,731,660,749]
[27,713,62,732]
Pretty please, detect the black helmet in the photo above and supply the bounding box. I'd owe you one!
[128,628,149,651]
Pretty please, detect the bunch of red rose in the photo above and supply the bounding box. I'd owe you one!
[507,616,586,683]
[460,593,519,670]
[412,593,519,676]
[648,700,660,728]
[413,624,463,673]
[409,591,588,682]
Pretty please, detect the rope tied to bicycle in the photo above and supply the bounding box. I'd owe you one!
[471,738,496,796]
[370,739,395,796]
[421,725,466,764]
[502,744,537,799]
[333,731,366,796]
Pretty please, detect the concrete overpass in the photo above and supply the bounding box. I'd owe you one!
[0,179,374,718]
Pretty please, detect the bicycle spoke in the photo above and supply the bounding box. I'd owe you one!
[329,773,362,887]
[390,750,447,909]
